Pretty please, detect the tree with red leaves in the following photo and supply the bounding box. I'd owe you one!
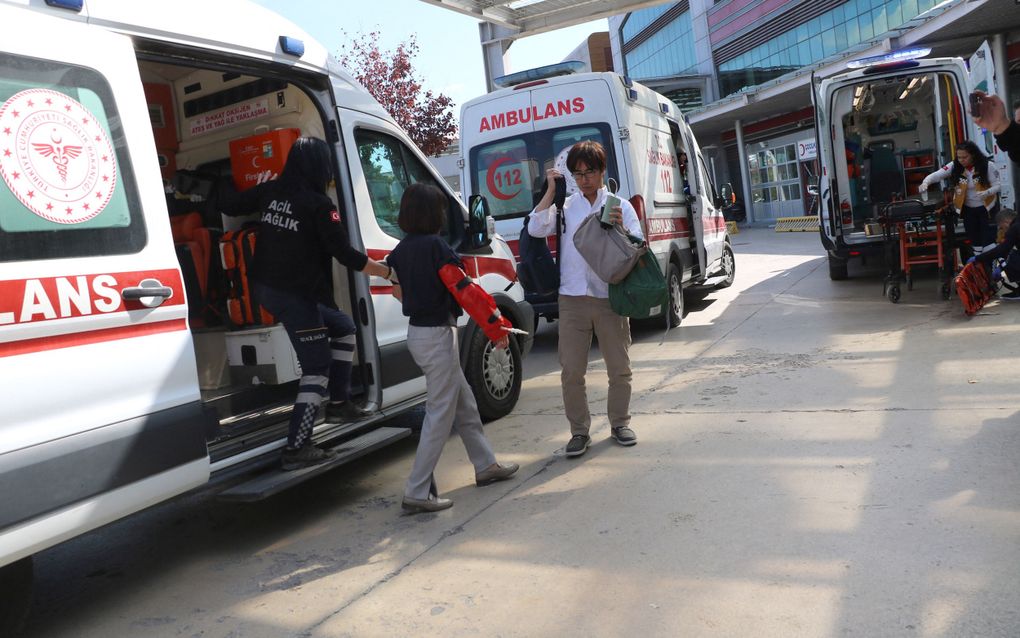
[338,31,457,157]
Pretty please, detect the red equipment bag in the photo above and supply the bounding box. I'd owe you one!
[220,226,274,327]
[955,261,994,316]
[438,264,512,342]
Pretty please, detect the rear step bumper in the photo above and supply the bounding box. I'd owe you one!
[215,426,412,502]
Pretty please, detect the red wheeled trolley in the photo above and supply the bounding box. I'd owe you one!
[879,199,959,303]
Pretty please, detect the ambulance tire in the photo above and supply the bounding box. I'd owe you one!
[828,253,849,280]
[0,556,33,635]
[714,243,736,289]
[667,262,684,327]
[465,326,522,422]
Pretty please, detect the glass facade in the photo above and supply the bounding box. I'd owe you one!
[624,9,698,80]
[718,0,940,97]
[621,4,673,41]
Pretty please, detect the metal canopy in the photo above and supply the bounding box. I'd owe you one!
[418,0,664,40]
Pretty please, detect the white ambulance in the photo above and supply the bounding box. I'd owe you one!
[459,64,735,326]
[813,44,1014,280]
[0,0,532,626]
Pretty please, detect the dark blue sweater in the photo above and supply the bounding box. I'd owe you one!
[387,233,464,327]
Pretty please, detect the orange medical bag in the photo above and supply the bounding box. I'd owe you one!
[228,128,300,191]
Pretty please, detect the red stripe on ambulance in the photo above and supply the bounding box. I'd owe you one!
[0,319,188,358]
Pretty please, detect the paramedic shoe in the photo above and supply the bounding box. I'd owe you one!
[401,494,454,514]
[475,462,520,486]
[611,426,638,446]
[999,289,1020,301]
[564,434,591,458]
[281,444,336,471]
[324,401,371,424]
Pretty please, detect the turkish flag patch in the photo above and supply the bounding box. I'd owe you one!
[330,210,341,223]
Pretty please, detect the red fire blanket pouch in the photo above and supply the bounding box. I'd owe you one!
[439,264,512,342]
[955,260,993,316]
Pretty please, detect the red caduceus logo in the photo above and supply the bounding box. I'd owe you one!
[0,88,117,225]
[485,156,522,201]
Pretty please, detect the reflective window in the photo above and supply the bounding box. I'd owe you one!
[718,0,939,97]
[0,52,145,262]
[468,124,618,223]
[622,5,672,41]
[354,129,444,239]
[624,9,697,81]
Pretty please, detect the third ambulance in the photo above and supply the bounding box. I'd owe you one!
[813,44,1014,280]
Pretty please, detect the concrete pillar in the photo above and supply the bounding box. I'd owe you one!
[992,33,1016,210]
[479,22,517,92]
[734,119,755,223]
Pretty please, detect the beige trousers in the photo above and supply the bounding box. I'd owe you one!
[557,295,633,436]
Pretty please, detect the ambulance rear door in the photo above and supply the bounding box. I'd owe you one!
[0,5,209,566]
[967,41,1014,210]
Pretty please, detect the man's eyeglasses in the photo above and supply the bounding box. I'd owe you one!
[571,169,599,180]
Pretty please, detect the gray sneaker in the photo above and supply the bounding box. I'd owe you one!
[611,426,637,446]
[565,434,591,457]
[281,444,336,471]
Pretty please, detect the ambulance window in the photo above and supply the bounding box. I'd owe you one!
[354,129,447,239]
[472,138,536,222]
[0,53,146,262]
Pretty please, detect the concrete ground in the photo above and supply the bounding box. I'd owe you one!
[20,228,1020,637]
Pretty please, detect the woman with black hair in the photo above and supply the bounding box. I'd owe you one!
[220,136,393,470]
[387,182,519,513]
[920,140,1000,254]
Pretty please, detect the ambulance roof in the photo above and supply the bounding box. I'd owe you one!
[6,0,393,123]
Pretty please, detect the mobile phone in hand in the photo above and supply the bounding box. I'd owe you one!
[969,92,982,117]
[601,194,621,226]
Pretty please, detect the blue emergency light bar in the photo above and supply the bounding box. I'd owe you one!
[45,0,83,11]
[494,60,586,89]
[847,47,931,69]
[278,36,305,58]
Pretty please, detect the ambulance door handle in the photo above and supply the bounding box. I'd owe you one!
[122,278,174,308]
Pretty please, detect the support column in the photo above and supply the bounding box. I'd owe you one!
[479,22,518,93]
[734,119,755,224]
[992,33,1016,210]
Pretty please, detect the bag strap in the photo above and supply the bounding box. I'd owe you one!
[555,204,563,274]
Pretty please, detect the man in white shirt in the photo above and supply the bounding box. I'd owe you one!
[527,141,643,457]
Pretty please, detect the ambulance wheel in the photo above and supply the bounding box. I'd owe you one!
[0,556,33,636]
[828,254,849,280]
[888,285,901,303]
[714,244,736,289]
[466,326,522,422]
[667,262,684,327]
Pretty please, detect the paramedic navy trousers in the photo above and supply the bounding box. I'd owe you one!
[961,205,995,253]
[254,282,357,448]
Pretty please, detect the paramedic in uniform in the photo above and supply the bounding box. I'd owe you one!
[527,140,642,458]
[220,137,392,470]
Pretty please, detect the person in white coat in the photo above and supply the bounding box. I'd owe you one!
[919,140,1000,255]
[527,140,643,458]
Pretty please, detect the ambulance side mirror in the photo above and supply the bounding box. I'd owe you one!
[466,195,492,249]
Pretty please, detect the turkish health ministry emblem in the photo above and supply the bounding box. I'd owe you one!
[0,88,117,224]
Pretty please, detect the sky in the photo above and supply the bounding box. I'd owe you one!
[253,0,606,110]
